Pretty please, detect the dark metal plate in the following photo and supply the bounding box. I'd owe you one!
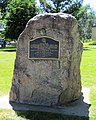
[29,36,59,59]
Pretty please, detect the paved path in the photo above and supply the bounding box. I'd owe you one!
[0,95,12,109]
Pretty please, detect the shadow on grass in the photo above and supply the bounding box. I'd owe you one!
[89,41,96,45]
[1,49,16,52]
[15,111,89,120]
[0,47,16,52]
[83,47,91,51]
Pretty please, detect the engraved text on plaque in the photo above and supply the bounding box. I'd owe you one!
[29,36,59,59]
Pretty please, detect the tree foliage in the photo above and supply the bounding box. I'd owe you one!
[0,0,10,19]
[39,0,96,40]
[39,0,83,19]
[1,0,96,40]
[4,0,37,40]
[0,0,10,38]
[78,5,96,40]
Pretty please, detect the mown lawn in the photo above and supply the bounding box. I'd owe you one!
[81,42,96,118]
[0,43,96,120]
[0,47,16,96]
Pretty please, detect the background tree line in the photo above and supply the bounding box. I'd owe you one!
[0,0,96,41]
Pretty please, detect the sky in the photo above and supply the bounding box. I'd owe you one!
[83,0,96,11]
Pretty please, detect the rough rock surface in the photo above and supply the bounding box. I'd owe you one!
[10,13,83,106]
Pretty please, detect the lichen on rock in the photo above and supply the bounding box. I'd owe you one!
[10,13,83,106]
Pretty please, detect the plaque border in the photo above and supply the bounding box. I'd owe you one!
[28,36,60,60]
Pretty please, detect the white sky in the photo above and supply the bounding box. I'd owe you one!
[83,0,96,11]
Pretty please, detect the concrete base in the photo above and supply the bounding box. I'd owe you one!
[9,88,91,117]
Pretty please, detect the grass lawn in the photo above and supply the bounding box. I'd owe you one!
[0,47,16,96]
[81,42,96,118]
[0,43,96,120]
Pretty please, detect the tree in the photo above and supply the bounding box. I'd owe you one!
[0,0,10,19]
[39,0,83,19]
[78,5,96,40]
[4,0,37,40]
[39,0,96,40]
[0,0,10,38]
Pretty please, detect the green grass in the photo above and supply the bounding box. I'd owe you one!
[0,109,90,120]
[0,43,96,119]
[81,42,96,117]
[89,41,96,45]
[0,109,26,120]
[0,47,16,96]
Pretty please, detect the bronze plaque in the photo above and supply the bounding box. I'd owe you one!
[29,36,59,59]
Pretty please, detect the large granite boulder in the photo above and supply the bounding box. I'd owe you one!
[10,13,83,106]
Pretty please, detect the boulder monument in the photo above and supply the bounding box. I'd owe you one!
[9,13,83,107]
